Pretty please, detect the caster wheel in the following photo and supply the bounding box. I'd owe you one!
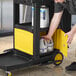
[53,49,64,66]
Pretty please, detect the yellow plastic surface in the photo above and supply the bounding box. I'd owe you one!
[15,28,33,55]
[53,29,68,57]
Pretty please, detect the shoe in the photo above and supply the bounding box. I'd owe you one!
[66,62,76,71]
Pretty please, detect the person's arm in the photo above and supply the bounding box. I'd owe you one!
[42,0,64,40]
[42,11,63,40]
[48,11,63,38]
[71,24,76,34]
[65,24,76,44]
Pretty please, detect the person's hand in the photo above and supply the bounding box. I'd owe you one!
[54,0,65,3]
[65,31,74,45]
[42,34,52,41]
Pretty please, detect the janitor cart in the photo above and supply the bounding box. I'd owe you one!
[0,0,71,76]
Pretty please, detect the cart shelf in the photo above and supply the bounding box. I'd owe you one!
[0,49,55,71]
[0,50,33,71]
[14,0,53,5]
[15,23,49,33]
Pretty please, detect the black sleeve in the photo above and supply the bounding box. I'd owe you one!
[54,3,64,13]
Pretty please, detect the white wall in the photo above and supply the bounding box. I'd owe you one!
[72,15,76,25]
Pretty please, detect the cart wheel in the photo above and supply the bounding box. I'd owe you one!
[53,50,64,66]
[5,71,12,76]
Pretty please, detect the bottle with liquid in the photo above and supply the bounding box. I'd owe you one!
[32,5,49,28]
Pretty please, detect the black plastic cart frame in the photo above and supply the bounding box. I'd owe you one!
[0,0,71,76]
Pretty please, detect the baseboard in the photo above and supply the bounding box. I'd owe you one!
[0,32,13,37]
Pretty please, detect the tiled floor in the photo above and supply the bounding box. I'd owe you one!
[0,36,76,76]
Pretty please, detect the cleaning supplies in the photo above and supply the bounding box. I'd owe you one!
[40,38,54,54]
[40,5,49,28]
[40,38,47,53]
[32,5,49,28]
[47,40,54,52]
